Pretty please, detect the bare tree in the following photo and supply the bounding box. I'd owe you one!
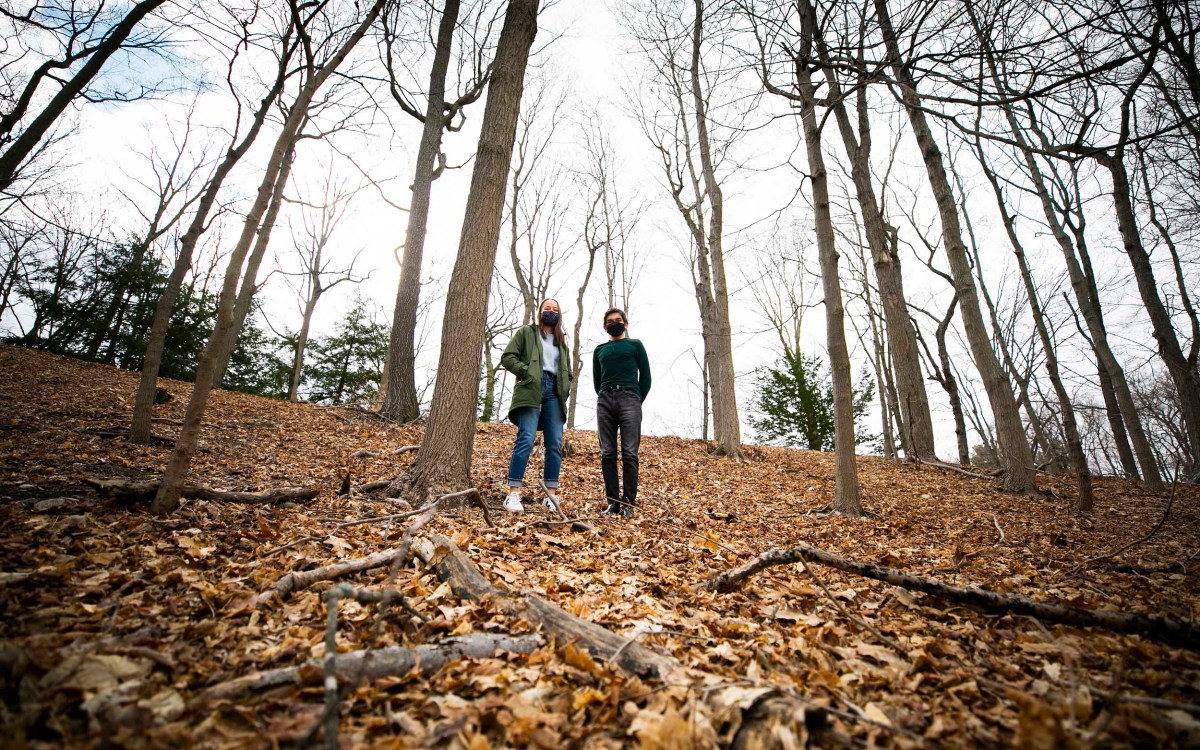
[130,7,299,444]
[153,0,388,513]
[280,170,368,401]
[630,0,744,459]
[873,0,1036,494]
[971,133,1095,508]
[84,108,212,361]
[501,74,573,326]
[379,0,494,422]
[0,0,173,193]
[780,0,936,460]
[782,0,862,513]
[407,0,540,497]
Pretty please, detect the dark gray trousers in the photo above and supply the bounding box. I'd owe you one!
[597,388,642,504]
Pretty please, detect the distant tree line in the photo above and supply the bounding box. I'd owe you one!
[1,222,386,406]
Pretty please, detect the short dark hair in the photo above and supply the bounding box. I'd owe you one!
[603,307,627,324]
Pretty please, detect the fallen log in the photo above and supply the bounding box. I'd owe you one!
[85,478,318,505]
[706,544,1200,648]
[198,634,545,704]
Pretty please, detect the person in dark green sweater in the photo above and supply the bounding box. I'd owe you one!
[592,307,651,518]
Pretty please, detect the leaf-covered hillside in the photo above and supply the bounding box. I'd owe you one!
[1,345,1198,748]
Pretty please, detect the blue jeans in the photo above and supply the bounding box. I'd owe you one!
[507,372,564,489]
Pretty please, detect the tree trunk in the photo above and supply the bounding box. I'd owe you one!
[1096,151,1200,472]
[795,0,861,516]
[993,106,1160,485]
[975,146,1094,509]
[567,243,599,429]
[212,144,297,387]
[408,0,539,495]
[874,0,1035,493]
[380,0,461,423]
[289,292,320,402]
[0,0,169,191]
[130,42,292,444]
[1095,355,1139,477]
[689,0,742,460]
[151,1,386,513]
[812,26,935,460]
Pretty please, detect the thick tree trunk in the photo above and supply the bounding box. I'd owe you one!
[130,45,291,444]
[812,28,935,460]
[0,0,170,190]
[795,0,861,515]
[875,0,1035,493]
[380,0,461,423]
[409,0,539,495]
[689,0,742,460]
[151,1,386,513]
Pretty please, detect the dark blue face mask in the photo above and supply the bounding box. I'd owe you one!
[540,310,560,327]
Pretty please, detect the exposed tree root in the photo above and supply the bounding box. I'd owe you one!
[85,478,317,505]
[706,544,1200,648]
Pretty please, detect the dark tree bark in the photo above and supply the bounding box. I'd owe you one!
[408,0,539,495]
[874,0,1036,493]
[380,0,462,423]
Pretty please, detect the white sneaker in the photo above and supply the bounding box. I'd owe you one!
[543,494,560,511]
[503,492,524,513]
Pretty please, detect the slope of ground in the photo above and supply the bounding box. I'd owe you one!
[0,345,1198,748]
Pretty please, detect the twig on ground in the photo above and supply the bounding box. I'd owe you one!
[992,516,1005,545]
[1081,486,1176,569]
[393,445,419,456]
[86,478,318,505]
[806,566,906,656]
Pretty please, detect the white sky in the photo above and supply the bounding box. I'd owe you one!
[12,0,1179,460]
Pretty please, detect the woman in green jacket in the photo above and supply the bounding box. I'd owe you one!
[499,298,573,512]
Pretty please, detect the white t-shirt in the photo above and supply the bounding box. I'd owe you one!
[540,330,560,374]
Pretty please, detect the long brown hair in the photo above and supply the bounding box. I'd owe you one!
[539,299,567,350]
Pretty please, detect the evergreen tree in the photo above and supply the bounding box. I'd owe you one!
[750,349,878,451]
[303,295,389,405]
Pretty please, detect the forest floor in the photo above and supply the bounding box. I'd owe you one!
[1,345,1199,749]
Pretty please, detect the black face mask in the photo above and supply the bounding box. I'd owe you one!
[540,310,560,327]
[605,321,626,337]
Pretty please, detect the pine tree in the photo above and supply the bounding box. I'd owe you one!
[750,350,877,452]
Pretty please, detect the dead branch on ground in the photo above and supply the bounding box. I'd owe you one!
[707,544,1200,648]
[85,478,318,505]
[198,634,545,704]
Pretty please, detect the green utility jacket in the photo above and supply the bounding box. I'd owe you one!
[499,324,573,424]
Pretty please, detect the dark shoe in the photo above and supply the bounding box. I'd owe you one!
[619,503,634,519]
[602,500,620,515]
